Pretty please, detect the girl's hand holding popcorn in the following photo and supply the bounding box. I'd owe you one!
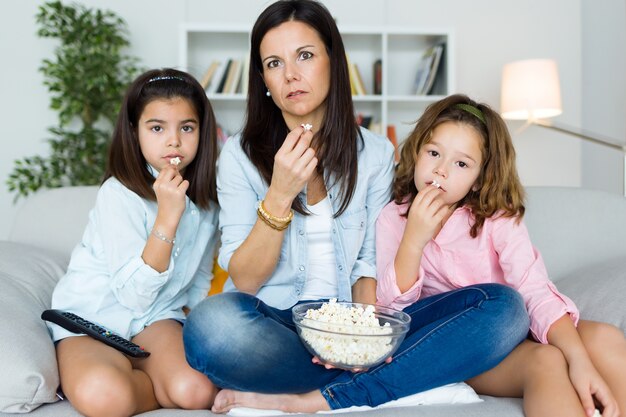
[406,184,451,249]
[153,163,189,224]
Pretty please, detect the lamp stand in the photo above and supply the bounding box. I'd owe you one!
[533,119,626,197]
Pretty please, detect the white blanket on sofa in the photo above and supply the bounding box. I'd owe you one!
[227,383,481,416]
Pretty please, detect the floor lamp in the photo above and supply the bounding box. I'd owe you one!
[500,58,626,197]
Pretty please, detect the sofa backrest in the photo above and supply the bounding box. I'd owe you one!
[9,186,99,257]
[524,186,626,282]
[9,185,626,283]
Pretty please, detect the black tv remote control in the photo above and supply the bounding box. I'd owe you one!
[41,309,150,358]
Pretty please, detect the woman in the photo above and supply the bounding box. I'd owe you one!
[183,0,529,413]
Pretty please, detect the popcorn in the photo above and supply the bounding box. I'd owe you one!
[170,157,181,166]
[301,123,313,132]
[299,299,394,367]
[431,180,441,189]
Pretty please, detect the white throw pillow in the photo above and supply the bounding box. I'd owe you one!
[0,241,68,413]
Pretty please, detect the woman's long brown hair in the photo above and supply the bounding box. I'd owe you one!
[242,0,360,217]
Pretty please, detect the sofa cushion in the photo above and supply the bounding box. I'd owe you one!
[0,241,68,413]
[556,256,626,333]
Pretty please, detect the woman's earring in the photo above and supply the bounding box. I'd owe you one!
[266,90,271,97]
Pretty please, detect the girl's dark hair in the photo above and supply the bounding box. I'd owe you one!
[394,94,525,237]
[104,68,218,210]
[243,0,360,216]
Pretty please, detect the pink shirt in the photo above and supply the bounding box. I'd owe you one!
[376,201,579,344]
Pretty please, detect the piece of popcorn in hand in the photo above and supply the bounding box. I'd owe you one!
[301,123,313,132]
[170,157,181,166]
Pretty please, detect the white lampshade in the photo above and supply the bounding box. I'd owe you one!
[500,59,563,120]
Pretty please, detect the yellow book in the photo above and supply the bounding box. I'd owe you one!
[346,54,358,95]
[199,60,220,90]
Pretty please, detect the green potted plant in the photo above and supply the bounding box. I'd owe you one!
[7,1,142,199]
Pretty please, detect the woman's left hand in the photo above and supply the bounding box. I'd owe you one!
[568,359,618,417]
[311,355,392,373]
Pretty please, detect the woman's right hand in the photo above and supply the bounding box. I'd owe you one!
[153,164,189,225]
[266,125,318,210]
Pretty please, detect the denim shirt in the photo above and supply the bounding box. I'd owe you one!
[217,127,395,310]
[49,176,219,340]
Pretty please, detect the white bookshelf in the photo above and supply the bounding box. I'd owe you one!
[179,24,455,144]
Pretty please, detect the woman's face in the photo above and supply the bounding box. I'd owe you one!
[260,20,331,130]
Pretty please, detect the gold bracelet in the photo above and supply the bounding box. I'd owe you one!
[258,200,294,223]
[257,209,290,231]
[152,229,175,244]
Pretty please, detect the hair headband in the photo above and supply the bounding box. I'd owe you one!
[147,75,186,84]
[453,103,486,125]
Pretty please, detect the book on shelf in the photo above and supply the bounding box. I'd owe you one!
[206,61,226,94]
[199,60,220,90]
[414,43,444,95]
[215,59,233,94]
[355,113,372,129]
[373,59,382,95]
[386,124,399,163]
[421,43,444,95]
[238,54,250,95]
[231,60,245,94]
[353,63,367,95]
[346,54,366,95]
[369,121,382,135]
[222,59,242,94]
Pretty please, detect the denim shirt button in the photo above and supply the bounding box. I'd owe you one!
[338,265,343,271]
[299,265,305,271]
[191,209,197,215]
[332,228,336,234]
[299,229,304,236]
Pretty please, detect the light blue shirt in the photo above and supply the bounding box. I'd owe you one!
[217,128,395,310]
[49,177,219,341]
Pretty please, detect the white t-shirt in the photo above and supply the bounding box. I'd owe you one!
[300,196,338,300]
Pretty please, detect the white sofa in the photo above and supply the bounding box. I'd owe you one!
[1,185,626,417]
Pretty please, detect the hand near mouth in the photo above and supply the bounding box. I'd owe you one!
[406,185,451,249]
[266,124,318,211]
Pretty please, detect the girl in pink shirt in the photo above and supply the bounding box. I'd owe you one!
[376,94,626,417]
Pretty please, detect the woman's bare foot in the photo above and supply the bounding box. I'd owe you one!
[211,389,330,414]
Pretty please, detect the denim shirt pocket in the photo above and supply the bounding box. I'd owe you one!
[337,208,367,266]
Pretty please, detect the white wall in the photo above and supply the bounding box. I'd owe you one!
[581,0,626,195]
[0,0,605,238]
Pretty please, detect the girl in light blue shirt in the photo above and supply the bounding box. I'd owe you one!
[48,68,220,416]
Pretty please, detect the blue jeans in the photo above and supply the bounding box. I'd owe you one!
[183,283,529,409]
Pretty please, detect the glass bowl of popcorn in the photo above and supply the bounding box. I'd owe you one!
[292,299,411,371]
